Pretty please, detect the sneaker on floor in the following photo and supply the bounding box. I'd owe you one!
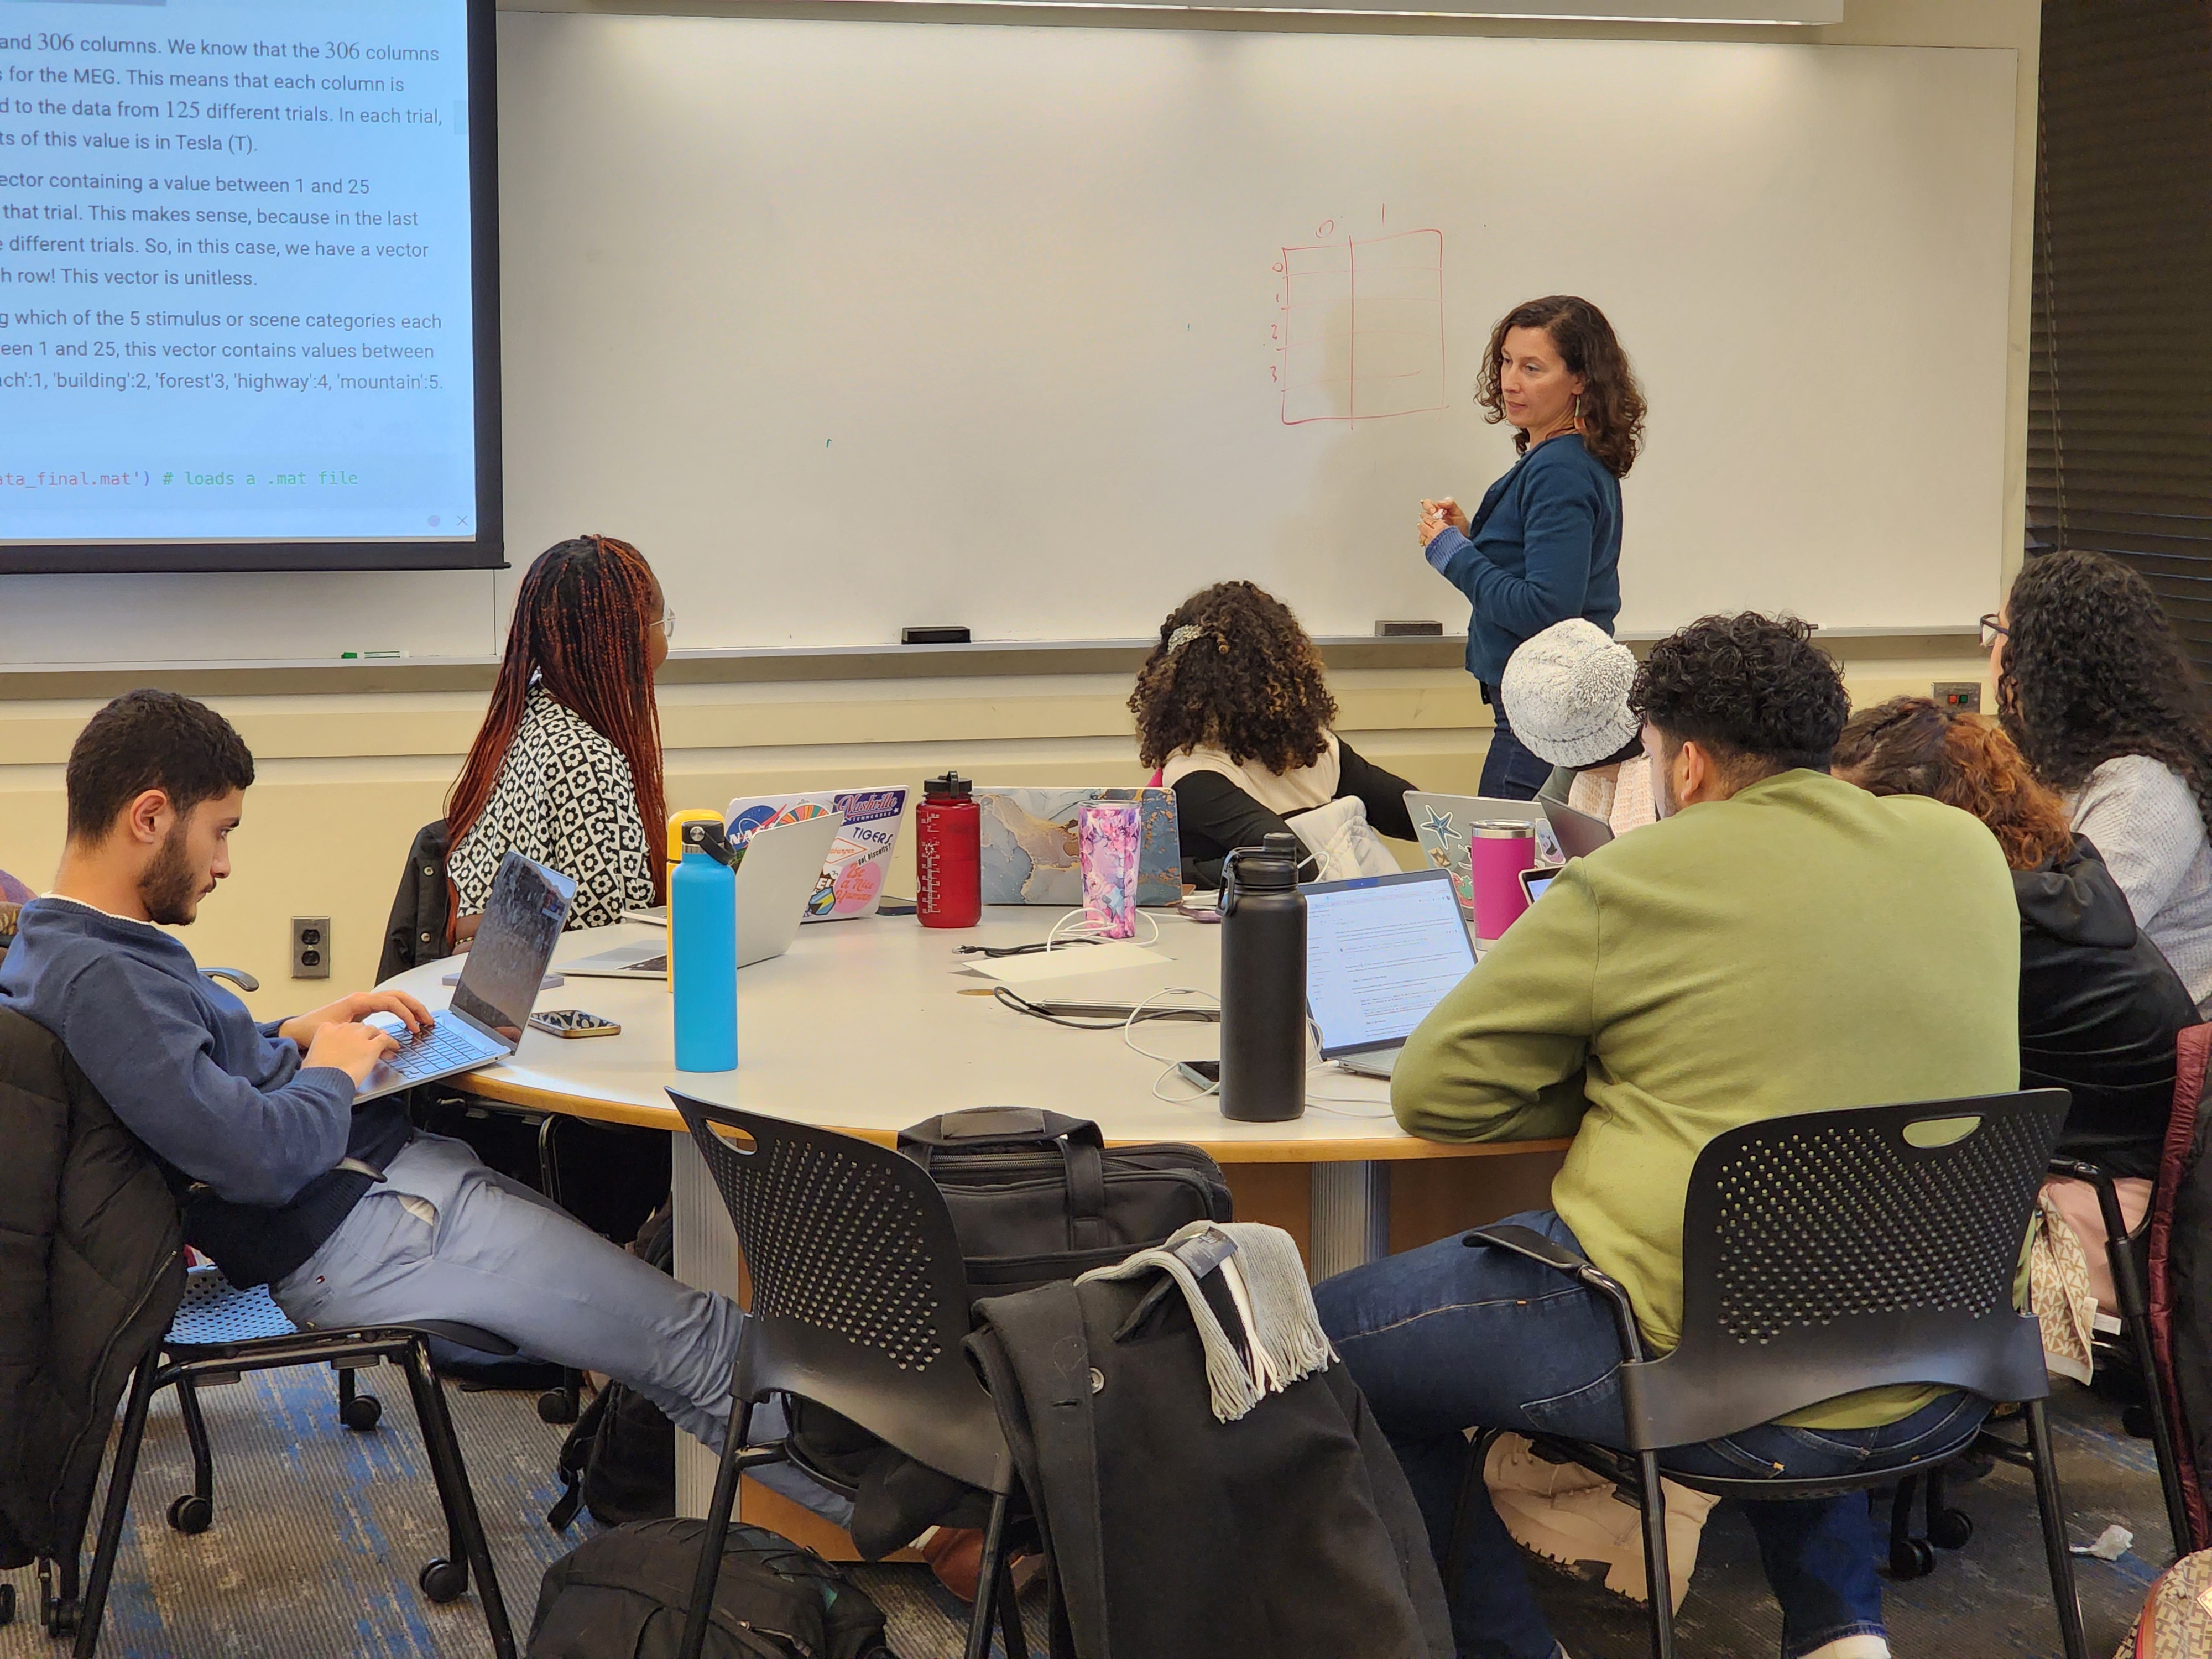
[1800,1638,1890,1659]
[1483,1433,1719,1608]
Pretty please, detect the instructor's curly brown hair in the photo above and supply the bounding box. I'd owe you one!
[1130,582,1336,775]
[1477,295,1647,478]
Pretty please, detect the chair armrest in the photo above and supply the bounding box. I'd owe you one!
[1465,1223,1594,1276]
[1464,1224,1648,1363]
[2048,1156,2114,1190]
[200,966,262,993]
[2047,1157,2137,1253]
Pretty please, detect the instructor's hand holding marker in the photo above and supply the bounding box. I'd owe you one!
[1417,497,1467,546]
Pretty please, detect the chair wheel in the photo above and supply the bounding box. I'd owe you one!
[418,1558,469,1603]
[168,1493,214,1535]
[537,1387,579,1426]
[1,1581,16,1626]
[340,1392,383,1431]
[1887,1537,1936,1579]
[2124,1404,2156,1440]
[1927,1507,1974,1550]
[44,1597,78,1637]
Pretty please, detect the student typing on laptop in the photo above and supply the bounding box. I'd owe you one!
[0,691,841,1519]
[1313,616,2022,1659]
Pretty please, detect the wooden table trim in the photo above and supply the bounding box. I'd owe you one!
[453,1074,1569,1164]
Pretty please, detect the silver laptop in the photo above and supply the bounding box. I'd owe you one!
[1540,795,1615,860]
[1405,791,1549,918]
[356,852,577,1102]
[564,813,843,981]
[1304,867,1478,1080]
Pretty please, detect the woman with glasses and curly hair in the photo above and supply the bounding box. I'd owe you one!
[1986,550,2212,1013]
[444,534,676,940]
[1418,295,1646,800]
[1131,581,1418,887]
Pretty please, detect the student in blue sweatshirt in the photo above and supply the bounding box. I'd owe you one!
[0,691,838,1516]
[1418,295,1645,800]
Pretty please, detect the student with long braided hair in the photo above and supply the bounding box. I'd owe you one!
[447,535,673,938]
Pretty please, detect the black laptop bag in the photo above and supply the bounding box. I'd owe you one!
[898,1107,1233,1295]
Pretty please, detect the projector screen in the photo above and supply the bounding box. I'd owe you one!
[0,0,499,573]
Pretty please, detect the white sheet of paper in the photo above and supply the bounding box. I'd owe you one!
[959,942,1172,986]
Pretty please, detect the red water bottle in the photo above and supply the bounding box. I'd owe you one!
[916,771,982,928]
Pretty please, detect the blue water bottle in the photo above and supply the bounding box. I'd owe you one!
[672,819,738,1073]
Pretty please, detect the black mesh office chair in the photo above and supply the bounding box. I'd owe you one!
[1459,1091,2087,1659]
[669,1094,1024,1659]
[61,1265,519,1659]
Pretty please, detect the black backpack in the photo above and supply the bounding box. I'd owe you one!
[779,1108,1235,1559]
[896,1107,1232,1294]
[527,1520,894,1659]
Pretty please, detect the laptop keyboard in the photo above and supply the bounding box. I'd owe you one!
[388,1021,494,1078]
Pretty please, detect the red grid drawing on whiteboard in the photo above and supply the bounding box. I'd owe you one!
[1276,226,1446,425]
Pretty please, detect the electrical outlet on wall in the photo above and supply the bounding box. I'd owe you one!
[291,916,332,979]
[1933,681,1983,713]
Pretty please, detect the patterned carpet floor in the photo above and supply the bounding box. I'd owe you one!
[0,1360,2169,1657]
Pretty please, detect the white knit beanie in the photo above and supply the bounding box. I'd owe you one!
[1500,619,1642,769]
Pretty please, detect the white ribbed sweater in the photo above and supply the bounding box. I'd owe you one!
[2069,754,2212,1015]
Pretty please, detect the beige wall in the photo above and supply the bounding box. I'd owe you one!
[0,643,1991,1020]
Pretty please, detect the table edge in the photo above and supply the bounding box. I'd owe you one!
[452,1075,1571,1164]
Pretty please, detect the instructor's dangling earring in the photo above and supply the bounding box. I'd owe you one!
[1572,393,1583,425]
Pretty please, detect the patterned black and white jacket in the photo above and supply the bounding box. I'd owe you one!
[448,686,658,931]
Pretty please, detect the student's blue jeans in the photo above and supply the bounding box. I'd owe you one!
[1314,1212,1990,1659]
[1478,685,1555,801]
[273,1131,851,1523]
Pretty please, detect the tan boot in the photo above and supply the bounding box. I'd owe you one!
[1483,1433,1720,1608]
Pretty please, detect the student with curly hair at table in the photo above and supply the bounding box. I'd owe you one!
[1987,549,2212,1013]
[1130,580,1418,887]
[1314,614,2022,1659]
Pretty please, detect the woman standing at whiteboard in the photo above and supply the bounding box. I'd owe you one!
[1420,295,1645,799]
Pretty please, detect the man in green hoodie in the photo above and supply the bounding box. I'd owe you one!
[1314,614,2021,1659]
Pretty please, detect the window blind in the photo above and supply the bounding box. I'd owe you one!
[2028,2,2212,670]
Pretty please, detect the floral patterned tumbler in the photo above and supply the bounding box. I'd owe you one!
[1080,800,1142,939]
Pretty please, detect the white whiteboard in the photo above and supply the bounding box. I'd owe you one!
[0,15,2017,663]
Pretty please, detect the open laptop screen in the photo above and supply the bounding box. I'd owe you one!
[451,853,577,1043]
[1303,868,1478,1058]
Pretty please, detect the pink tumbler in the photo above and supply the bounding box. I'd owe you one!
[1468,820,1538,945]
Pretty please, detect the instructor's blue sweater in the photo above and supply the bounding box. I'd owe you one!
[1425,432,1623,686]
[0,897,409,1287]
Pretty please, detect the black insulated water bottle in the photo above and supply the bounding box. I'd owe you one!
[1218,832,1307,1122]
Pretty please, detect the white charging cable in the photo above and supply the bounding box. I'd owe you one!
[1301,1060,1397,1118]
[1119,985,1222,1102]
[1047,905,1163,951]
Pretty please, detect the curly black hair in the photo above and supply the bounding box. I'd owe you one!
[1129,581,1336,774]
[1996,550,2212,841]
[1630,613,1850,776]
